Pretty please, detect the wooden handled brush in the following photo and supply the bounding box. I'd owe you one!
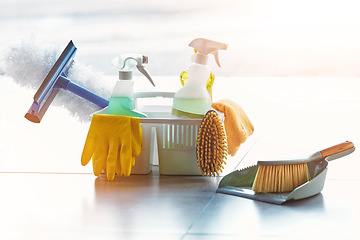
[197,110,228,177]
[252,141,355,193]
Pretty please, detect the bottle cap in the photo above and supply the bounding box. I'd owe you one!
[119,71,132,80]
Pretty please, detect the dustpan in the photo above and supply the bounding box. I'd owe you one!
[217,143,355,204]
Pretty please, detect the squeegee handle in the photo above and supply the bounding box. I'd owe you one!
[57,75,109,108]
[320,141,355,161]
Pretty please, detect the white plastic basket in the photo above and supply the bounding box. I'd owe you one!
[130,121,155,174]
[94,90,256,176]
[138,118,203,175]
[134,91,204,175]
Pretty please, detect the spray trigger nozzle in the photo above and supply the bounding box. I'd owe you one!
[113,54,155,86]
[212,50,220,68]
[189,38,228,68]
[136,65,155,86]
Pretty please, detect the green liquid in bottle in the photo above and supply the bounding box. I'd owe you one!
[172,98,211,119]
[107,97,147,118]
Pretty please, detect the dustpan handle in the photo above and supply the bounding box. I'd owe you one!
[320,141,355,160]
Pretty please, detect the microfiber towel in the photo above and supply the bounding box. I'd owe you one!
[212,99,254,156]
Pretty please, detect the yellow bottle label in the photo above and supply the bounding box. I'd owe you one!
[179,71,215,101]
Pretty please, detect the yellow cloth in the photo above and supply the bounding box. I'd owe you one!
[212,99,254,156]
[81,114,142,180]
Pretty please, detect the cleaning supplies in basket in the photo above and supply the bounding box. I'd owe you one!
[81,114,142,180]
[107,54,155,117]
[172,38,228,119]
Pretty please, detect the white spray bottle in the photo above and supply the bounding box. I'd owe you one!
[172,38,228,119]
[107,54,155,117]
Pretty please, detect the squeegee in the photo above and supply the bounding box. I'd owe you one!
[25,40,109,123]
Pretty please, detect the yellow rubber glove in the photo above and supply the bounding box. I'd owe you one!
[81,114,142,180]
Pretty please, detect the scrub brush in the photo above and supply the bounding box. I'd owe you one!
[196,110,228,177]
[252,141,355,193]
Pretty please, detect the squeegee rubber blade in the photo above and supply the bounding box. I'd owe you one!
[25,89,60,123]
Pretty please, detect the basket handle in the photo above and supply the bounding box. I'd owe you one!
[134,91,175,100]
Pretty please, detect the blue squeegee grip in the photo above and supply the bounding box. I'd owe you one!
[57,75,109,108]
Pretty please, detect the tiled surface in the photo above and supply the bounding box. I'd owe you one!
[0,76,359,239]
[0,171,359,239]
[0,172,218,239]
[187,180,360,239]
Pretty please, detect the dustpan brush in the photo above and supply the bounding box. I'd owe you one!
[197,110,228,177]
[252,163,309,193]
[252,141,355,193]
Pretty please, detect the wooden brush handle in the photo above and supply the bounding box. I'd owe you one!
[320,141,355,159]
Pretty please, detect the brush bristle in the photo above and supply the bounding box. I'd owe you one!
[252,163,309,193]
[197,110,228,177]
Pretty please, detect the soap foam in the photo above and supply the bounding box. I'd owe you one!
[1,37,112,122]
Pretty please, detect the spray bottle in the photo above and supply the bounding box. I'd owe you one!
[172,38,228,119]
[107,54,155,117]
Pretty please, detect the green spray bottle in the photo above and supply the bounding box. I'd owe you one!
[107,54,155,117]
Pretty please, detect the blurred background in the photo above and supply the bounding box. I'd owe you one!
[1,0,360,77]
[0,0,359,176]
